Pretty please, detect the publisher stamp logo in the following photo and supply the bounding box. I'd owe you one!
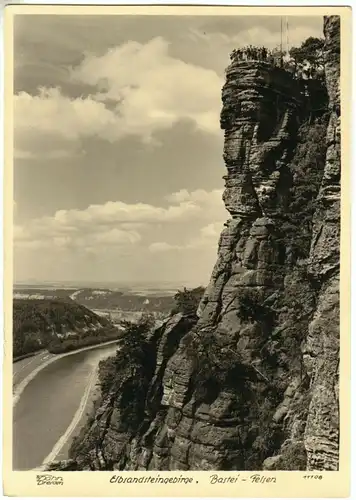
[36,474,64,486]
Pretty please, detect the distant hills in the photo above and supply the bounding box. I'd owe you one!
[14,280,205,293]
[14,286,176,315]
[72,289,175,314]
[13,298,120,358]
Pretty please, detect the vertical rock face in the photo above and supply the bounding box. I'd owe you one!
[303,15,340,471]
[58,16,340,472]
[200,62,303,333]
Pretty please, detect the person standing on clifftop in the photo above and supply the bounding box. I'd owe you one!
[230,48,244,62]
[233,45,270,63]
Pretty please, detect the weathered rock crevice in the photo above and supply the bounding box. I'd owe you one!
[302,15,340,472]
[51,15,340,472]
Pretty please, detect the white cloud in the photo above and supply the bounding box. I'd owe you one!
[52,199,200,228]
[14,87,118,147]
[165,189,226,224]
[14,224,29,241]
[14,211,142,252]
[92,228,141,245]
[14,225,141,252]
[14,148,84,160]
[165,188,224,206]
[71,37,222,137]
[14,189,227,254]
[14,37,223,156]
[149,241,181,253]
[200,221,223,239]
[186,221,223,249]
[149,220,224,254]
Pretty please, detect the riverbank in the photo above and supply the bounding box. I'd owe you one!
[13,350,43,363]
[13,342,119,470]
[13,339,120,407]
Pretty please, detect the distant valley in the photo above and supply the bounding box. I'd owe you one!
[13,284,176,316]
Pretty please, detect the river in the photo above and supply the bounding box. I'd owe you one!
[13,343,118,471]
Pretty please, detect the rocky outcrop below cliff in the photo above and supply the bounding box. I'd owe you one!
[50,16,340,472]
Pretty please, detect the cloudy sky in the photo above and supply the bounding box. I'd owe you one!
[13,13,323,286]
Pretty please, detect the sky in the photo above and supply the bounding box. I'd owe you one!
[13,13,324,286]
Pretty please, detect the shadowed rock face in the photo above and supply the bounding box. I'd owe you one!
[52,16,340,472]
[303,15,340,471]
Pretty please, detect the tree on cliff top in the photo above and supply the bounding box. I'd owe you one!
[120,313,155,360]
[172,286,205,318]
[97,313,155,396]
[290,37,324,66]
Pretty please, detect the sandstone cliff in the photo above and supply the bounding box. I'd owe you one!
[302,15,340,471]
[56,16,340,472]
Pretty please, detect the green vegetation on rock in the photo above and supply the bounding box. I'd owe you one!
[171,286,205,317]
